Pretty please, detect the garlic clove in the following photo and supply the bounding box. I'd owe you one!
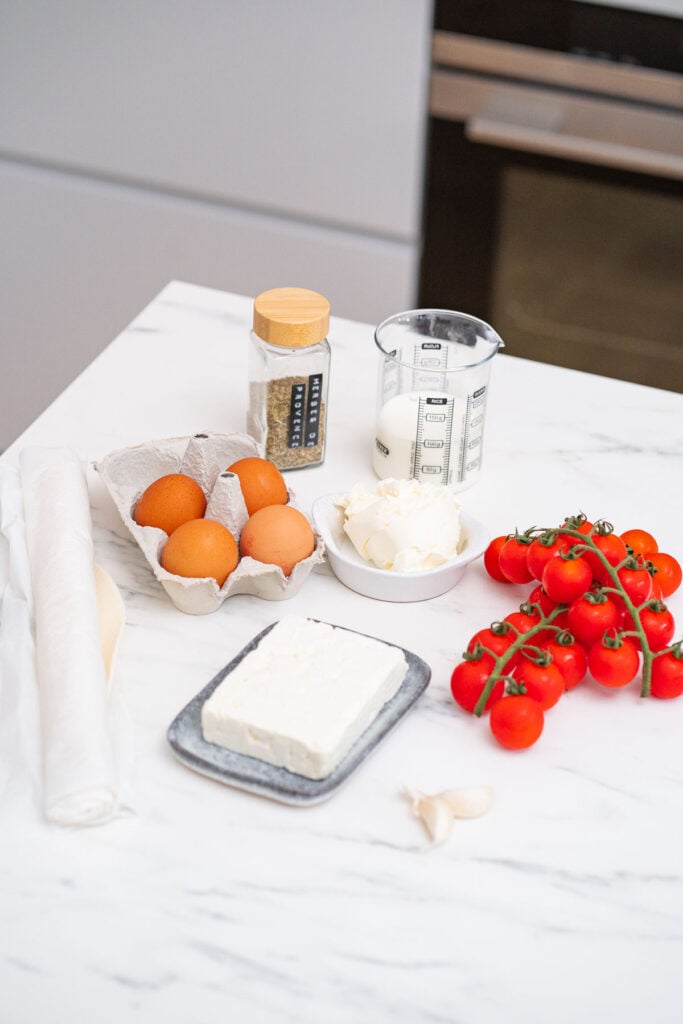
[439,786,494,819]
[418,796,455,845]
[404,785,494,846]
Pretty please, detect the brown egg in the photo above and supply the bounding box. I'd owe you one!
[226,457,288,516]
[239,505,315,576]
[161,519,239,587]
[134,473,206,535]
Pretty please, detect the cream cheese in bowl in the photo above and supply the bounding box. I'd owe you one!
[337,478,462,572]
[312,479,489,603]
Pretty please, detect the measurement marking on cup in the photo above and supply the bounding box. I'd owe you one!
[414,395,454,484]
[413,341,450,392]
[459,387,487,482]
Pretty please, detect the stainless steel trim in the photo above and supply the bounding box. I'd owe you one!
[433,31,683,111]
[430,70,683,181]
[466,116,683,179]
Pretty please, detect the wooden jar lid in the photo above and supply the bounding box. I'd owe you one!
[253,287,330,348]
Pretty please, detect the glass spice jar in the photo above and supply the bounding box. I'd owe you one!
[247,287,331,470]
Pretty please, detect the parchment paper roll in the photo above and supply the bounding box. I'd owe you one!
[20,447,124,825]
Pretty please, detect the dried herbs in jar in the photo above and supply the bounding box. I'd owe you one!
[247,288,330,470]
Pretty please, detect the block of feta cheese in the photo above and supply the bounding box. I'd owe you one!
[201,616,408,779]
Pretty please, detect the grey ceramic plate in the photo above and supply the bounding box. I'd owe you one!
[167,620,431,805]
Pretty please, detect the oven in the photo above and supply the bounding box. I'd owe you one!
[419,0,683,391]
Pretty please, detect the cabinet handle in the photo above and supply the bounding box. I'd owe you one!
[466,116,683,181]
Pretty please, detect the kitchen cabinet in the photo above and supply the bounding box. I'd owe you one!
[0,1,432,449]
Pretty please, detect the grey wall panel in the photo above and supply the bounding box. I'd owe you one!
[0,160,417,449]
[0,0,432,240]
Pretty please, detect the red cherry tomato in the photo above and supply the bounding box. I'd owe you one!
[450,654,502,714]
[528,584,557,617]
[543,637,588,690]
[620,529,658,556]
[616,565,654,606]
[483,536,511,583]
[624,603,676,652]
[554,611,570,632]
[588,635,640,688]
[526,535,567,582]
[489,695,544,750]
[559,517,594,547]
[650,650,683,700]
[585,534,629,584]
[498,537,535,584]
[567,593,620,649]
[467,626,519,668]
[648,552,682,598]
[513,657,564,710]
[504,609,541,636]
[542,554,593,604]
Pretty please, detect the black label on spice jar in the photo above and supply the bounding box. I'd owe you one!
[287,382,307,448]
[304,373,322,448]
[286,375,323,449]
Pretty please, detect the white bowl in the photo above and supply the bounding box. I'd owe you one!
[311,492,490,603]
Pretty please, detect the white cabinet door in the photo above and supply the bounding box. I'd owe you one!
[0,0,432,240]
[0,160,417,449]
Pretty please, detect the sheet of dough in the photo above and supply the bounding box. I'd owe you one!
[20,448,122,825]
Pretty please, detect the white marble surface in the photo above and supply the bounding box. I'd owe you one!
[2,281,683,1023]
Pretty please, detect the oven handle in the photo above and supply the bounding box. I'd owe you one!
[466,116,683,181]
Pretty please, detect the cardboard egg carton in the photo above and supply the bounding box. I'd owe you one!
[96,432,325,615]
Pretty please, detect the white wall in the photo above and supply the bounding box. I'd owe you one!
[0,1,433,449]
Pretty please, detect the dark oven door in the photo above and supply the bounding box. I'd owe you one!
[419,9,683,392]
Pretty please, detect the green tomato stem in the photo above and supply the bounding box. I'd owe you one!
[544,525,653,697]
[472,604,567,717]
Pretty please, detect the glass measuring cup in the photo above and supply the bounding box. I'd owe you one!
[373,309,504,491]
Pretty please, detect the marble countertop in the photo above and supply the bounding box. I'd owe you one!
[2,281,682,1023]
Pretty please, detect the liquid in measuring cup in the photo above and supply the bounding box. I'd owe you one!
[373,310,503,492]
[372,386,488,487]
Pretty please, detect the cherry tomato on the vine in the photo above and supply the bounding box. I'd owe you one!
[542,554,593,604]
[543,637,588,690]
[648,552,682,599]
[585,533,629,584]
[489,695,544,750]
[498,536,535,584]
[559,517,594,547]
[450,654,502,714]
[513,657,564,710]
[483,536,511,584]
[588,635,640,688]
[474,515,680,745]
[620,529,658,556]
[650,650,683,700]
[616,565,654,606]
[624,603,675,652]
[528,586,570,632]
[467,627,520,668]
[528,584,557,617]
[567,593,620,649]
[550,608,570,632]
[504,609,542,636]
[526,535,567,582]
